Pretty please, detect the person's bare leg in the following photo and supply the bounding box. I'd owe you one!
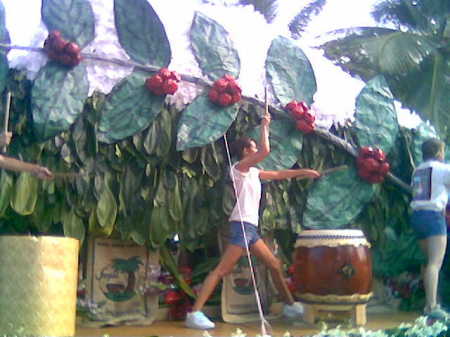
[191,244,244,312]
[419,235,447,310]
[250,239,294,305]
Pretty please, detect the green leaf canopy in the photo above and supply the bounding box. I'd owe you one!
[31,63,89,140]
[114,0,171,67]
[176,95,238,151]
[98,71,165,144]
[190,11,240,81]
[303,167,376,229]
[250,119,303,170]
[265,36,317,106]
[354,76,399,152]
[41,0,95,48]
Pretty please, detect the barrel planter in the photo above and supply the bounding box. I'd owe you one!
[293,229,372,304]
[0,236,79,336]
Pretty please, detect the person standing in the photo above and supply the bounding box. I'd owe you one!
[185,113,321,329]
[410,138,450,318]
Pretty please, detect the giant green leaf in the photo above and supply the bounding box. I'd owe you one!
[190,11,240,81]
[114,0,171,66]
[265,36,317,106]
[63,209,85,242]
[412,122,438,166]
[32,62,89,140]
[98,71,165,144]
[250,119,303,170]
[303,167,376,229]
[96,183,117,230]
[176,95,238,151]
[0,170,12,216]
[10,173,39,216]
[41,0,95,48]
[354,76,399,153]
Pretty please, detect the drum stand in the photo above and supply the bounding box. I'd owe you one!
[303,303,367,326]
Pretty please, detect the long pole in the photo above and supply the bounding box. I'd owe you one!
[2,91,11,153]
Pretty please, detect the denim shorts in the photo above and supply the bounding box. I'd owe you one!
[229,221,261,248]
[410,210,447,239]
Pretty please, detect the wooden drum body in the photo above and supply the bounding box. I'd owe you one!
[293,229,372,304]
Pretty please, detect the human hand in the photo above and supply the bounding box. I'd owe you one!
[0,132,12,147]
[307,170,321,179]
[33,165,54,180]
[261,113,271,127]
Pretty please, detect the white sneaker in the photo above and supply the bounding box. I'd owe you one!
[283,302,304,319]
[185,311,216,330]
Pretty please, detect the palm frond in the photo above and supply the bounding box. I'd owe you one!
[372,0,450,36]
[288,0,326,40]
[238,0,279,23]
[320,27,439,79]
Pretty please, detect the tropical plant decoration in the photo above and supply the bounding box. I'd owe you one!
[0,0,428,261]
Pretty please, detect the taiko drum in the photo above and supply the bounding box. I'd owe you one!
[293,229,373,304]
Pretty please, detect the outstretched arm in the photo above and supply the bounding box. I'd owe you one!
[260,169,320,181]
[0,154,53,180]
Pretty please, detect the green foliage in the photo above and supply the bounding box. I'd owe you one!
[41,0,95,48]
[250,119,304,170]
[354,76,399,152]
[176,95,239,151]
[303,167,376,229]
[190,12,240,80]
[319,0,450,139]
[97,71,165,144]
[31,62,89,140]
[114,0,171,66]
[265,36,317,106]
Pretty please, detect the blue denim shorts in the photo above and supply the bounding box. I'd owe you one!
[229,221,261,248]
[410,210,447,239]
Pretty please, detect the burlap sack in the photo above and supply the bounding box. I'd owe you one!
[83,237,159,327]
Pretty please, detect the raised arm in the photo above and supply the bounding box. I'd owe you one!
[260,168,320,181]
[236,113,271,171]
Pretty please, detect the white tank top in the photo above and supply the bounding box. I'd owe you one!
[229,164,261,226]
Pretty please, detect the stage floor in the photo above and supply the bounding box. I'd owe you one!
[76,311,420,337]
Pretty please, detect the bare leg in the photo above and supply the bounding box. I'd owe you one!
[191,244,244,312]
[250,239,294,305]
[419,235,447,310]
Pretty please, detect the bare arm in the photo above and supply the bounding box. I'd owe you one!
[0,154,53,180]
[236,113,271,171]
[260,169,321,181]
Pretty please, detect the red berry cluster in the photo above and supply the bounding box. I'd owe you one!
[208,75,242,107]
[285,100,315,134]
[43,31,82,67]
[356,146,390,184]
[145,68,181,95]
